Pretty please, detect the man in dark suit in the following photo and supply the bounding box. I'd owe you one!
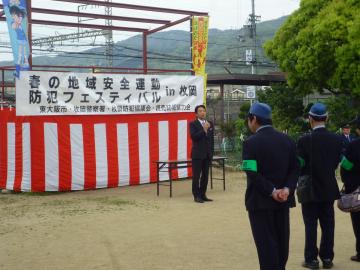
[242,102,299,270]
[297,103,343,269]
[340,124,355,154]
[340,116,360,263]
[189,104,214,203]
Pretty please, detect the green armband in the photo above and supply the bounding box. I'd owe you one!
[241,160,257,172]
[341,156,354,171]
[297,156,305,168]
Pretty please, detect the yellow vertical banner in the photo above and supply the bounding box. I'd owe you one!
[192,16,209,104]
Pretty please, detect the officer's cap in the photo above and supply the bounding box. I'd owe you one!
[249,102,272,120]
[309,102,328,118]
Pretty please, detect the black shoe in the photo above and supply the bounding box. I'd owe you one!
[322,259,333,269]
[194,197,204,203]
[202,196,213,202]
[350,255,360,262]
[302,260,319,269]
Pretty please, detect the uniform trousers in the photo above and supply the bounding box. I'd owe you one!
[248,208,290,270]
[301,201,335,262]
[351,211,360,256]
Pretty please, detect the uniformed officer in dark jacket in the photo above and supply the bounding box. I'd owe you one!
[340,116,360,263]
[189,105,214,203]
[242,102,299,270]
[340,124,355,154]
[297,103,342,269]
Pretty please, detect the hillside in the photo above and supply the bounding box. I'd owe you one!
[0,16,288,76]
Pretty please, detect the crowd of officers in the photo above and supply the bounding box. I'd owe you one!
[240,102,360,270]
[190,102,359,270]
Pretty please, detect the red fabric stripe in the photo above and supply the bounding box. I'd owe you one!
[30,121,45,192]
[83,123,96,190]
[149,120,159,183]
[128,121,139,185]
[0,109,195,189]
[168,119,179,180]
[0,121,8,189]
[58,122,72,191]
[13,123,23,192]
[106,122,119,188]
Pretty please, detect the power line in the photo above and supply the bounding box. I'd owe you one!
[0,44,277,68]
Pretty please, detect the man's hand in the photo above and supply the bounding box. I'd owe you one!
[203,121,210,133]
[271,188,290,202]
[278,187,290,202]
[271,189,282,202]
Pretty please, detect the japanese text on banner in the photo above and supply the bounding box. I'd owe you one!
[16,71,204,116]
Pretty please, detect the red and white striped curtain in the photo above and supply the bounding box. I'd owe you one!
[0,109,193,192]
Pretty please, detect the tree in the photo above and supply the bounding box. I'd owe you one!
[325,95,358,132]
[257,84,306,139]
[235,102,251,138]
[264,0,360,97]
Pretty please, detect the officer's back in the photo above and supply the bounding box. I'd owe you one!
[298,129,342,201]
[244,126,298,210]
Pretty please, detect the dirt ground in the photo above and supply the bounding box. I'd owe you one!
[0,169,358,270]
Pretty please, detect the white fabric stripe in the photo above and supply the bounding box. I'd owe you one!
[70,124,84,190]
[94,124,108,189]
[6,123,15,190]
[177,120,188,178]
[138,122,150,184]
[21,123,31,191]
[117,124,130,186]
[158,121,169,181]
[44,123,59,191]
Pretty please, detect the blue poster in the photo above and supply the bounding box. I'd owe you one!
[2,0,30,78]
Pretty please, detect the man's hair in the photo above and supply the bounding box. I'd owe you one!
[309,115,327,122]
[248,113,272,126]
[195,105,206,113]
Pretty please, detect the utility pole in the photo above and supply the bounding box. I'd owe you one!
[246,0,260,75]
[251,0,260,104]
[105,0,113,68]
[250,0,260,74]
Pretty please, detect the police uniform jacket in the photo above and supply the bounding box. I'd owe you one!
[340,138,360,193]
[190,119,214,159]
[297,127,342,201]
[242,126,299,211]
[341,134,356,153]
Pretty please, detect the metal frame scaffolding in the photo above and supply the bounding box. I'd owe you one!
[0,0,208,73]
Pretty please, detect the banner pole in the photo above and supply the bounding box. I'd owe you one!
[27,0,32,68]
[190,17,194,76]
[1,69,4,102]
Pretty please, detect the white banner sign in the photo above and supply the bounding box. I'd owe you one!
[245,49,253,65]
[16,71,204,116]
[246,86,256,99]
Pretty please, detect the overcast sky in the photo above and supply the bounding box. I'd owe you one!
[0,0,300,61]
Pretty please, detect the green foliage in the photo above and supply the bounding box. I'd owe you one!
[235,102,251,137]
[265,0,360,96]
[257,84,306,139]
[220,120,237,138]
[325,95,359,132]
[219,120,238,153]
[238,102,251,119]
